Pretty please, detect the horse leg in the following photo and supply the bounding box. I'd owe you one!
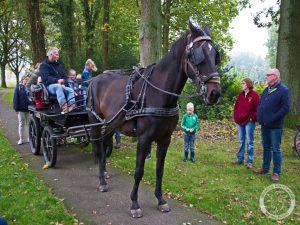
[130,137,151,218]
[155,136,171,213]
[93,139,108,192]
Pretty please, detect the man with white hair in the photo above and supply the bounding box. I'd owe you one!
[40,47,76,113]
[254,68,291,181]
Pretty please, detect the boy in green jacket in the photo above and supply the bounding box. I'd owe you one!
[181,102,199,162]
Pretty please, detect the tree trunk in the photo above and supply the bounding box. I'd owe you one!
[162,0,172,55]
[26,0,46,65]
[139,0,162,67]
[102,0,110,71]
[81,0,101,59]
[58,0,76,68]
[1,64,7,88]
[277,0,300,128]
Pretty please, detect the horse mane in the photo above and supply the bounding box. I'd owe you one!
[157,31,189,69]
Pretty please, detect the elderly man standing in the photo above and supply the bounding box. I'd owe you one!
[254,68,291,181]
[40,47,76,113]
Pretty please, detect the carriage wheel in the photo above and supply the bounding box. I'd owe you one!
[105,137,113,158]
[42,126,57,167]
[294,129,300,156]
[29,116,41,155]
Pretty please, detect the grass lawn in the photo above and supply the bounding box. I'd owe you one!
[108,120,300,225]
[2,88,14,107]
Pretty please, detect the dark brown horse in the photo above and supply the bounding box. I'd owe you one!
[87,20,221,218]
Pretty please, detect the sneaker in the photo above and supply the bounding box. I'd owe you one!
[145,154,151,160]
[271,173,280,181]
[183,158,187,162]
[114,142,120,149]
[191,158,196,163]
[17,139,24,145]
[246,163,253,169]
[253,167,268,174]
[232,161,243,165]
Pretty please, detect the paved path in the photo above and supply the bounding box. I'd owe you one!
[0,90,220,225]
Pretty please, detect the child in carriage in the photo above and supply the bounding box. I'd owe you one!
[66,69,79,93]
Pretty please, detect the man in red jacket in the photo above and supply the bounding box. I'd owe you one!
[233,78,260,168]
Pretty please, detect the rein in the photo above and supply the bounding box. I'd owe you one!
[133,67,202,99]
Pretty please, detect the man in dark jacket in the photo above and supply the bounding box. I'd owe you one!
[13,75,30,145]
[254,68,291,181]
[40,47,75,113]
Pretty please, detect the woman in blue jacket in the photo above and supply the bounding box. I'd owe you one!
[82,59,97,108]
[13,75,30,145]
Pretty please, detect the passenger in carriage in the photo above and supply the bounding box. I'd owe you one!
[40,47,76,113]
[26,62,41,91]
[66,69,79,93]
[82,59,97,108]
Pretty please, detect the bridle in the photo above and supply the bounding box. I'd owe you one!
[184,34,220,97]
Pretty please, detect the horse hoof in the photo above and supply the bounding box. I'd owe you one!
[130,208,143,218]
[158,203,171,213]
[98,185,108,192]
[104,171,110,179]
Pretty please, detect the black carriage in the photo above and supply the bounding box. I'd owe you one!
[28,84,93,167]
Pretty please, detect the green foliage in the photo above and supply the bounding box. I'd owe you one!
[168,0,239,64]
[0,129,77,224]
[265,24,278,68]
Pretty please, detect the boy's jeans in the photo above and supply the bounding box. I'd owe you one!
[184,133,195,160]
[48,83,75,105]
[237,121,256,164]
[261,126,283,175]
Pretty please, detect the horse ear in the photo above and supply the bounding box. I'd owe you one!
[189,17,202,36]
[204,24,211,37]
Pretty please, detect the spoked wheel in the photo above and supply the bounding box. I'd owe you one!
[42,126,57,167]
[29,116,41,155]
[294,128,300,156]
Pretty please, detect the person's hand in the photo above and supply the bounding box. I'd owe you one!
[190,128,194,132]
[61,84,66,89]
[58,79,64,84]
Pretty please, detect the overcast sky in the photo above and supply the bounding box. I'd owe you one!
[229,0,278,58]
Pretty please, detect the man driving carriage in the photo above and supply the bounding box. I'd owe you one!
[40,47,76,113]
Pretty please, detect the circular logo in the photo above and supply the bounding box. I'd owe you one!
[259,184,295,220]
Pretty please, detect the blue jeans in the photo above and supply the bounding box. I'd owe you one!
[261,126,283,174]
[48,83,75,105]
[115,130,121,142]
[237,121,256,164]
[184,133,195,160]
[81,88,87,108]
[0,218,8,225]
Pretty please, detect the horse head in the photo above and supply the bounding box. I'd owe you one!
[184,19,221,105]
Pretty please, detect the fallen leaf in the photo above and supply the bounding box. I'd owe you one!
[243,211,252,219]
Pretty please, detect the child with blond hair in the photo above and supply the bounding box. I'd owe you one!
[181,102,199,162]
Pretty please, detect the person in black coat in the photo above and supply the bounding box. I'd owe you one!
[13,75,30,145]
[39,47,76,113]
